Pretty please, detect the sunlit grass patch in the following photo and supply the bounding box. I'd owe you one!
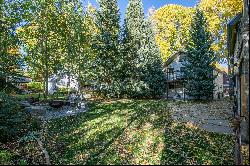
[44,99,235,165]
[162,123,234,165]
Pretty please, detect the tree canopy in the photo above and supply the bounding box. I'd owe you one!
[151,0,243,63]
[151,5,194,61]
[0,0,23,92]
[198,0,243,63]
[120,0,166,98]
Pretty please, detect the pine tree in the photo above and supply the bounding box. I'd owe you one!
[140,20,166,98]
[94,0,120,98]
[121,0,166,98]
[183,9,215,100]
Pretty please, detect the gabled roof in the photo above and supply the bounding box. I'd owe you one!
[214,65,228,74]
[227,13,242,57]
[164,51,185,67]
[7,76,32,83]
[164,51,228,74]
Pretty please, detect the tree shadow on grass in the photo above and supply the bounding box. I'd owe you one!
[84,111,144,165]
[44,99,172,165]
[160,122,235,165]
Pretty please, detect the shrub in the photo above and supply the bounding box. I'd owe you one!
[0,92,40,143]
[0,77,21,94]
[27,82,43,93]
[58,87,68,94]
[94,80,151,99]
[0,150,13,165]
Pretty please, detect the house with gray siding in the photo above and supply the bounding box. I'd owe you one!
[163,51,225,100]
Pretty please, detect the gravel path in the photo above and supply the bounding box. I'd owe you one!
[24,102,87,121]
[168,99,234,135]
[42,105,87,120]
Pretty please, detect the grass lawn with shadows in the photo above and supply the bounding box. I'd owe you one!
[44,99,235,165]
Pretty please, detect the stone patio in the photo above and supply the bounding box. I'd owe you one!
[22,101,87,121]
[168,99,234,135]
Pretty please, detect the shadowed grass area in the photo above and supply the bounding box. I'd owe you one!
[44,99,235,165]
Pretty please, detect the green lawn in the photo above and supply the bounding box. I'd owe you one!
[44,99,235,165]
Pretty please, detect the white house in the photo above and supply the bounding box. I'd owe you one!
[48,73,79,94]
[6,75,32,90]
[163,51,225,99]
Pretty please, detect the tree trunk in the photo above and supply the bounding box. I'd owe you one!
[77,38,82,95]
[66,24,71,97]
[44,15,49,100]
[43,79,46,99]
[67,70,71,96]
[40,10,49,100]
[44,35,49,100]
[45,70,48,100]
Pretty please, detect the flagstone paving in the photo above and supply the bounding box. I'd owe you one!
[168,99,234,135]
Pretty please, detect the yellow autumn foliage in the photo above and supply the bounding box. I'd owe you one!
[152,0,243,62]
[7,48,19,56]
[16,24,39,49]
[151,5,194,61]
[198,0,243,58]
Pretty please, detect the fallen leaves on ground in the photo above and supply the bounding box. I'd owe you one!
[42,99,235,165]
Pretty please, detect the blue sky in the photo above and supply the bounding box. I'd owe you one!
[84,0,199,19]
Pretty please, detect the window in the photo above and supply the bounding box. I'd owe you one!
[169,84,175,89]
[167,68,174,73]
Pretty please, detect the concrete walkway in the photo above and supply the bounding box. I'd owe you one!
[168,99,234,135]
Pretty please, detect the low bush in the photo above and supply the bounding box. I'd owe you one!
[94,79,165,99]
[27,82,43,93]
[0,150,13,165]
[58,87,68,93]
[0,77,21,94]
[0,92,41,143]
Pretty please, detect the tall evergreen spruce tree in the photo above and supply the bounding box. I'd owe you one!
[121,0,166,98]
[94,0,120,98]
[183,9,215,100]
[120,0,145,98]
[141,20,166,98]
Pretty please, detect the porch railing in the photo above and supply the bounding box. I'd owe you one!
[166,71,184,81]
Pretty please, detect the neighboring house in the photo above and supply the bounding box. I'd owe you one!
[163,51,186,99]
[213,67,224,99]
[7,76,32,90]
[213,66,230,97]
[223,70,230,96]
[163,51,225,100]
[228,0,249,164]
[48,73,79,94]
[213,66,231,98]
